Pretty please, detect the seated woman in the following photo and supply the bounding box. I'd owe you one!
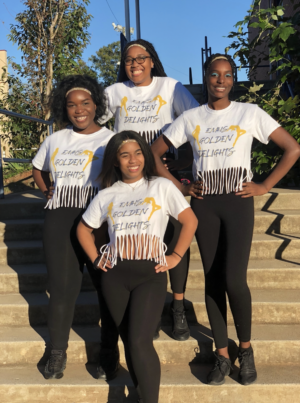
[77,131,198,403]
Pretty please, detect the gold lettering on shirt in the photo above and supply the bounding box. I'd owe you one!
[80,150,99,171]
[107,202,115,224]
[152,95,167,115]
[142,197,161,220]
[120,96,129,117]
[50,148,59,171]
[226,125,247,147]
[192,125,201,150]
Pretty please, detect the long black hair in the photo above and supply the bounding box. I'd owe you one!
[47,75,106,128]
[100,131,156,188]
[118,39,167,83]
[203,53,236,103]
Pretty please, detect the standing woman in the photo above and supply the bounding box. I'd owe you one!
[151,53,300,385]
[32,75,119,380]
[77,131,198,403]
[100,39,199,340]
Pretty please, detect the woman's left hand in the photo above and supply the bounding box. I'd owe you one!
[235,182,269,198]
[154,254,181,273]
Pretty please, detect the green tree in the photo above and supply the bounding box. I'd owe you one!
[90,41,121,87]
[226,0,300,183]
[8,0,92,120]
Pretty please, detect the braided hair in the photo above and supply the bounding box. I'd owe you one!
[203,53,236,102]
[47,75,106,128]
[118,39,167,83]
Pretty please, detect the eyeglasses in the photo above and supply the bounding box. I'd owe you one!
[124,56,152,66]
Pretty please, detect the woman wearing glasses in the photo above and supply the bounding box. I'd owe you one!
[100,39,199,342]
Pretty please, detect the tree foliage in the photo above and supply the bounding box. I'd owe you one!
[0,0,93,158]
[90,41,121,87]
[8,0,92,119]
[226,0,300,183]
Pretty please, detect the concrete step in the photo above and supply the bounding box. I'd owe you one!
[0,289,298,327]
[187,259,300,290]
[2,234,300,266]
[0,363,298,403]
[191,233,300,260]
[1,259,300,294]
[0,264,95,294]
[254,209,300,234]
[0,219,44,242]
[0,324,299,366]
[0,240,44,265]
[0,191,45,220]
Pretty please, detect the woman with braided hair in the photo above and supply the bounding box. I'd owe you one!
[151,53,300,386]
[100,39,199,341]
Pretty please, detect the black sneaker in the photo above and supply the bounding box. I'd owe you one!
[153,321,161,340]
[238,346,257,385]
[171,307,190,341]
[96,347,120,380]
[44,349,67,379]
[207,352,232,385]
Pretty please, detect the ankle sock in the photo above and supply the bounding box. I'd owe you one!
[173,299,184,310]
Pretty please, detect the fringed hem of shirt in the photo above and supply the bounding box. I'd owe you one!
[197,167,253,195]
[45,185,99,209]
[99,234,168,267]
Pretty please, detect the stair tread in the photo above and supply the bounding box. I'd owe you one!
[0,218,44,226]
[0,240,43,249]
[0,324,299,343]
[0,288,299,306]
[0,190,45,204]
[0,362,298,386]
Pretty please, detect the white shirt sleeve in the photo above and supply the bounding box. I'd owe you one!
[98,87,114,125]
[164,181,190,220]
[252,105,281,144]
[163,113,189,149]
[173,82,199,116]
[31,136,51,172]
[82,195,106,229]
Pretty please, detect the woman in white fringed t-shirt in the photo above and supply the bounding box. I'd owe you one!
[151,53,300,387]
[77,131,198,403]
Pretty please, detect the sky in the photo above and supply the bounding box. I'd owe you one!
[0,0,252,85]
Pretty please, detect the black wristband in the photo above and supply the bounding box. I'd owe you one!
[93,255,101,270]
[173,251,182,259]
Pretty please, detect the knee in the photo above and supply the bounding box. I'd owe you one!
[128,335,152,356]
[226,278,250,301]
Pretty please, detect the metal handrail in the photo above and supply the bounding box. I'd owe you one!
[0,108,53,199]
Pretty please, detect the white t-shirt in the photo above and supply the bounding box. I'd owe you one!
[32,127,115,209]
[100,76,199,153]
[164,102,281,194]
[82,177,190,266]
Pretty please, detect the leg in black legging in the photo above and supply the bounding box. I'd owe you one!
[43,208,84,350]
[191,194,254,349]
[101,260,167,403]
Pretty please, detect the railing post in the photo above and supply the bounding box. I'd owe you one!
[189,67,193,85]
[0,135,4,199]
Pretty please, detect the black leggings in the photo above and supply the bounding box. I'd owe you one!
[164,216,189,294]
[43,207,118,351]
[191,193,254,349]
[101,260,167,403]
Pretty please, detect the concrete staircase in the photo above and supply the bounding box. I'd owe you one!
[0,189,300,403]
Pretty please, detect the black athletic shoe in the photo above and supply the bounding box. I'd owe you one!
[153,321,161,340]
[171,307,190,341]
[207,352,232,385]
[44,349,67,379]
[238,346,257,385]
[96,347,120,380]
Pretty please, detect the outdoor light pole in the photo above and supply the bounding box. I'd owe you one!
[135,0,141,39]
[124,0,131,41]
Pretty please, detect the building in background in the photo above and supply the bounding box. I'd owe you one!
[0,50,9,158]
[248,0,298,80]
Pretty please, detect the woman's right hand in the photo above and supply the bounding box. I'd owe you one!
[95,254,113,272]
[45,185,55,200]
[181,180,203,199]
